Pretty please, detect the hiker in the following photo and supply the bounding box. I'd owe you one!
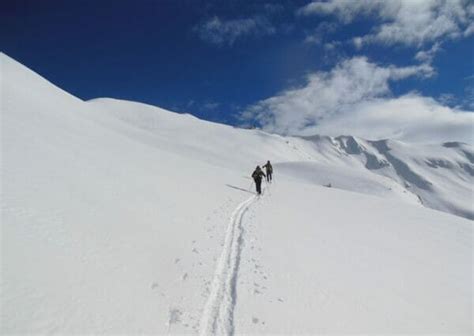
[262,160,273,182]
[251,166,266,195]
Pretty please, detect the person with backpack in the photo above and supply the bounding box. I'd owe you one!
[251,166,266,195]
[262,160,273,182]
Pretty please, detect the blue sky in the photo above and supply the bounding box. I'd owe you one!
[2,0,473,142]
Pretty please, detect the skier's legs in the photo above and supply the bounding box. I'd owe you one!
[256,179,262,194]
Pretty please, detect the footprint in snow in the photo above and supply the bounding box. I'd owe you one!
[168,308,182,327]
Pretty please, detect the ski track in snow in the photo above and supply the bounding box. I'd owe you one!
[199,194,257,336]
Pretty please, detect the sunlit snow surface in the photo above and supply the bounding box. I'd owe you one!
[1,53,472,334]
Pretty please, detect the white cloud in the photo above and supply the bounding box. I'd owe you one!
[243,57,473,144]
[464,22,474,36]
[304,34,322,45]
[203,101,220,110]
[194,16,275,46]
[298,0,394,23]
[299,0,474,47]
[414,42,442,63]
[437,93,457,106]
[304,21,338,44]
[352,36,364,49]
[311,94,474,144]
[464,80,474,109]
[323,40,342,51]
[263,3,285,14]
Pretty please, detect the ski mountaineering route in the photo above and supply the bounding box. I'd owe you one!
[199,193,259,335]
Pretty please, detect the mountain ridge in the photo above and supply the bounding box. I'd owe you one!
[2,52,472,219]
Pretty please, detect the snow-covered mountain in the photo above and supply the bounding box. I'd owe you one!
[1,53,472,334]
[289,135,473,219]
[88,97,473,220]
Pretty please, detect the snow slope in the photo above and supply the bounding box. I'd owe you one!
[1,53,472,334]
[88,98,474,220]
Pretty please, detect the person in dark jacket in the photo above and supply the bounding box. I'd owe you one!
[251,166,266,195]
[262,160,273,182]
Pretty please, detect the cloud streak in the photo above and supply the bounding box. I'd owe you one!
[194,16,275,46]
[311,94,474,144]
[243,57,473,144]
[299,0,474,47]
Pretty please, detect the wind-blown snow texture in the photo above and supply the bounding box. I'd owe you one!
[1,53,472,334]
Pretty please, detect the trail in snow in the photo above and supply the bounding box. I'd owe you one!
[199,194,257,336]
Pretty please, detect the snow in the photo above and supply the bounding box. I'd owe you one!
[234,180,471,334]
[200,195,256,335]
[1,52,472,334]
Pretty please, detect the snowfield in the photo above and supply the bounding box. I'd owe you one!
[1,53,472,334]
